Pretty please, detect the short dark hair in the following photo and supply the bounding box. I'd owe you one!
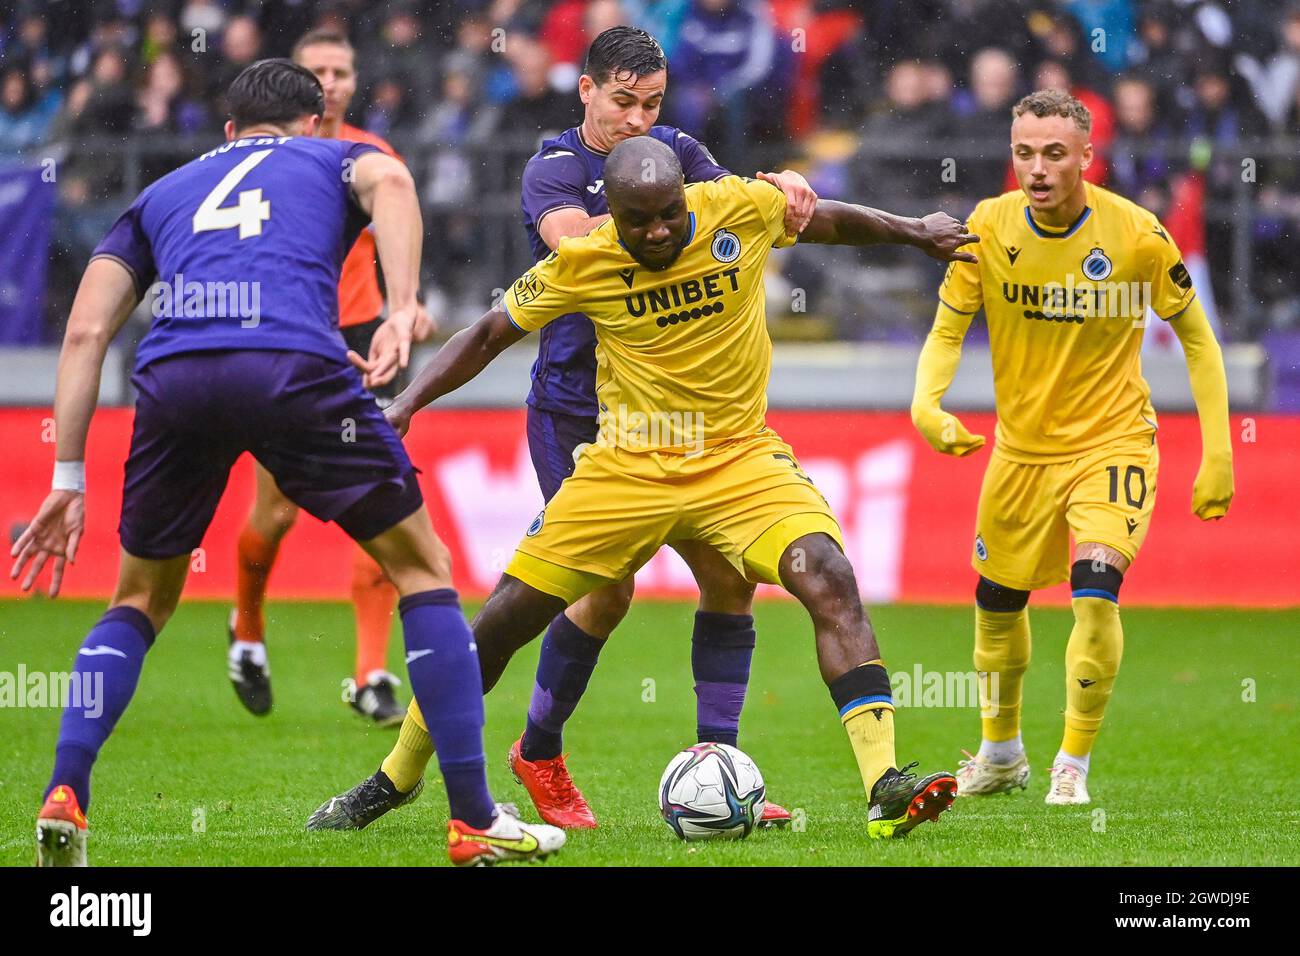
[1012,88,1092,134]
[226,58,324,129]
[583,26,667,86]
[291,28,354,64]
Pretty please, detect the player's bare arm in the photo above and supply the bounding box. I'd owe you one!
[538,206,613,250]
[10,257,140,596]
[798,201,979,263]
[348,150,423,388]
[385,306,526,436]
[1170,299,1235,520]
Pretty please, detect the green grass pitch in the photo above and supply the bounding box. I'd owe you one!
[1,598,1296,866]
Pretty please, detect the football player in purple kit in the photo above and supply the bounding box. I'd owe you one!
[309,27,819,833]
[15,59,562,868]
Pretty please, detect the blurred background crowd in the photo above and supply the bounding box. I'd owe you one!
[2,0,1299,360]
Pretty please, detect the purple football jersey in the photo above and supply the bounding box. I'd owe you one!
[519,125,730,417]
[93,136,379,371]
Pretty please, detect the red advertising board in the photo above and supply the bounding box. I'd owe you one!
[2,408,1296,607]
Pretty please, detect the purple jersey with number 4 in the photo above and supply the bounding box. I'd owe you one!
[520,125,729,417]
[93,135,379,371]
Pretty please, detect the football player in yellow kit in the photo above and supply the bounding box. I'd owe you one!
[314,134,980,839]
[911,90,1234,805]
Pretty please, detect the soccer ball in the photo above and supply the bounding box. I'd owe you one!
[658,743,765,841]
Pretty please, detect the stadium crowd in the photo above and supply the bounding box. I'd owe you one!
[2,0,1299,344]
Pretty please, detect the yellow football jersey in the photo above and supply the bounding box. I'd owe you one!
[505,175,793,453]
[940,181,1197,463]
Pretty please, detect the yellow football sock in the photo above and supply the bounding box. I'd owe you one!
[973,606,1031,742]
[380,700,434,794]
[1061,596,1124,757]
[841,703,897,798]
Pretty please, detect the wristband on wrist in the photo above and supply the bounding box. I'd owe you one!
[52,460,86,493]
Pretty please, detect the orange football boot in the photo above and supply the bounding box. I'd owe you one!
[507,737,598,829]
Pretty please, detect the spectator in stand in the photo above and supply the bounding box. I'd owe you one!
[955,47,1021,200]
[139,11,180,69]
[363,2,440,108]
[1128,2,1187,115]
[1186,58,1267,198]
[206,15,262,104]
[7,11,68,87]
[858,60,949,207]
[497,34,576,144]
[670,0,791,162]
[136,50,212,136]
[1110,73,1179,206]
[49,45,136,203]
[1236,4,1300,132]
[0,64,63,155]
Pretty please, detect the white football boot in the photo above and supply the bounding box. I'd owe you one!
[1045,763,1091,805]
[956,749,1030,796]
[447,804,566,866]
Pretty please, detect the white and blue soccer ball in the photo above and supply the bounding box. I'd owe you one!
[658,743,765,841]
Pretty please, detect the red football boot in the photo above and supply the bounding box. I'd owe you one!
[758,800,793,828]
[507,737,598,829]
[36,785,88,867]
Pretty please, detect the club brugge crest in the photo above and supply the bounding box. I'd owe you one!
[974,534,988,561]
[527,510,545,536]
[711,228,741,263]
[1082,247,1112,281]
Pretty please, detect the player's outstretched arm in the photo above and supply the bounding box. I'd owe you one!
[10,257,139,596]
[385,306,527,436]
[798,201,979,263]
[911,302,986,457]
[538,207,612,250]
[1170,298,1234,519]
[349,152,422,388]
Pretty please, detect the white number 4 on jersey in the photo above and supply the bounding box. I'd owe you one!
[192,148,273,239]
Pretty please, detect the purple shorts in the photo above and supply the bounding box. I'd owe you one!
[525,407,598,502]
[120,349,421,559]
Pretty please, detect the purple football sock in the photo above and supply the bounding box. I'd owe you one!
[692,611,755,747]
[521,613,605,761]
[45,606,156,812]
[398,589,495,829]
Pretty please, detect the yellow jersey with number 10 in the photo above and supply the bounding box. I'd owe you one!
[940,181,1197,463]
[504,175,793,454]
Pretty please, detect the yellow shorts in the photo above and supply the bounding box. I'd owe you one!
[505,430,844,604]
[972,437,1159,591]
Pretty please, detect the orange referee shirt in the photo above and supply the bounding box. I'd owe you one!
[337,123,401,327]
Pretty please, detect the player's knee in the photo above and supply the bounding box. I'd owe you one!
[1069,560,1124,603]
[975,576,1030,612]
[108,592,178,634]
[783,536,862,620]
[697,573,756,615]
[574,577,634,635]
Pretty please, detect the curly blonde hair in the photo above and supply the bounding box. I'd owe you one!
[1012,89,1092,134]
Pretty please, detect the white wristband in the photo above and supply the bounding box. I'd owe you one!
[52,460,86,493]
